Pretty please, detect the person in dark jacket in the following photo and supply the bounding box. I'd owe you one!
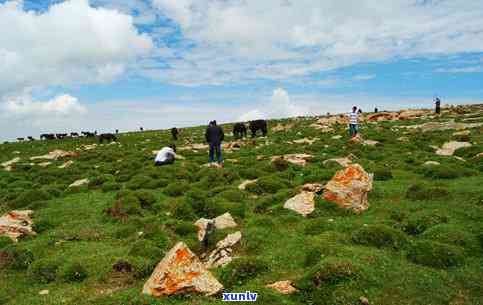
[435,97,441,114]
[205,120,224,165]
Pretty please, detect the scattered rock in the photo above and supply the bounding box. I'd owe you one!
[435,141,472,156]
[397,109,429,120]
[397,136,409,142]
[82,144,97,150]
[1,157,21,171]
[195,213,237,241]
[290,138,319,145]
[202,163,224,169]
[363,140,379,146]
[30,149,79,160]
[332,135,342,140]
[272,123,294,132]
[424,161,440,166]
[476,152,483,158]
[142,242,223,297]
[366,112,398,122]
[284,192,316,216]
[238,179,257,190]
[359,296,371,305]
[69,178,89,188]
[323,154,357,167]
[271,154,313,167]
[38,290,49,295]
[266,280,298,295]
[58,160,74,169]
[349,134,363,144]
[38,162,51,167]
[256,155,266,161]
[453,130,470,136]
[180,143,209,151]
[0,210,36,242]
[323,164,373,214]
[204,231,242,269]
[399,121,483,132]
[302,183,323,193]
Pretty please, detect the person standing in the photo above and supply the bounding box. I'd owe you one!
[348,106,359,137]
[205,120,224,165]
[435,97,441,114]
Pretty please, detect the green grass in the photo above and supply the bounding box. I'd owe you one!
[1,105,483,305]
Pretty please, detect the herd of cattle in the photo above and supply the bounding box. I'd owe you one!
[10,119,269,144]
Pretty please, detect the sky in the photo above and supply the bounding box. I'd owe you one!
[1,0,483,141]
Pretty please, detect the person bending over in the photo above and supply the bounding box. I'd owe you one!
[154,145,176,166]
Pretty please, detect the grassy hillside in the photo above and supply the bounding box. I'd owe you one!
[1,105,482,305]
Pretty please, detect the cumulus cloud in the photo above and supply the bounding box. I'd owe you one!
[150,0,483,85]
[0,0,153,96]
[237,88,309,121]
[3,93,87,116]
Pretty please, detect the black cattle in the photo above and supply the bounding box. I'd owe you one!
[115,129,119,134]
[99,133,117,144]
[249,120,268,137]
[27,136,34,141]
[233,123,247,139]
[56,133,68,140]
[40,133,55,140]
[171,127,179,141]
[71,132,79,137]
[81,131,96,138]
[17,137,24,141]
[140,127,144,132]
[374,107,378,113]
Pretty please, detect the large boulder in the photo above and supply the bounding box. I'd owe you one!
[323,164,373,214]
[204,231,242,269]
[0,210,36,242]
[435,141,472,156]
[283,192,316,217]
[142,242,223,297]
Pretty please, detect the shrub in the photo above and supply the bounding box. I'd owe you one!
[10,189,51,209]
[239,167,264,180]
[133,190,157,209]
[212,199,246,219]
[420,224,480,254]
[127,256,157,279]
[169,198,196,221]
[217,189,247,202]
[126,175,158,190]
[128,240,164,261]
[406,184,450,201]
[164,181,189,197]
[58,261,88,282]
[352,225,408,250]
[29,258,61,283]
[401,212,448,235]
[219,257,269,288]
[304,219,331,236]
[104,195,142,220]
[185,188,212,217]
[272,158,289,171]
[1,245,34,270]
[101,182,121,192]
[142,224,170,250]
[246,176,289,194]
[373,167,393,181]
[407,240,464,268]
[421,164,476,179]
[32,219,54,233]
[172,221,198,236]
[304,247,323,267]
[40,185,63,198]
[296,258,358,291]
[0,236,13,250]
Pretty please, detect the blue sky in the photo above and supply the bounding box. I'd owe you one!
[1,0,483,140]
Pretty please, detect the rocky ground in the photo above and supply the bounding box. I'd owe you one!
[0,104,482,305]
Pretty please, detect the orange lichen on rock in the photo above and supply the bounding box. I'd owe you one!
[0,210,36,241]
[323,164,373,214]
[142,242,223,297]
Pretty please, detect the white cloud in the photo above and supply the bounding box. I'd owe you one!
[435,66,483,73]
[238,88,310,121]
[150,0,483,85]
[3,93,87,116]
[353,74,376,81]
[0,0,153,96]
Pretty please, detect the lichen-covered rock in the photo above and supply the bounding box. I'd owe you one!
[204,231,242,269]
[142,242,223,297]
[435,141,472,156]
[0,210,36,242]
[284,192,315,216]
[266,280,298,294]
[323,164,373,214]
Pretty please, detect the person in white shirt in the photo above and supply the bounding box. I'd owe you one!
[348,106,359,137]
[154,145,176,166]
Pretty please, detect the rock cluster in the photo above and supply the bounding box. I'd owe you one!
[0,210,36,242]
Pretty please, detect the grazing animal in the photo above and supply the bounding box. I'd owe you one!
[56,133,68,140]
[233,123,247,139]
[27,136,34,141]
[40,133,55,140]
[17,137,24,141]
[115,129,119,134]
[81,131,95,138]
[140,127,144,132]
[171,127,179,141]
[71,132,79,137]
[99,133,117,144]
[249,120,268,137]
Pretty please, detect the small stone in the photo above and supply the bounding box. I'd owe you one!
[68,178,89,188]
[39,290,49,295]
[238,179,257,190]
[423,161,440,166]
[359,296,371,305]
[284,192,316,216]
[266,280,298,294]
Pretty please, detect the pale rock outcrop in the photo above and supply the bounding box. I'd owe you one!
[283,192,316,216]
[323,164,373,214]
[68,178,89,188]
[0,210,36,242]
[142,242,223,297]
[399,121,483,132]
[332,135,342,140]
[453,130,471,136]
[323,154,357,167]
[424,161,441,166]
[204,231,242,269]
[363,140,379,146]
[2,157,21,171]
[180,143,209,151]
[302,183,323,193]
[266,281,298,295]
[290,138,319,145]
[435,141,472,156]
[238,179,257,190]
[38,162,51,167]
[271,154,313,167]
[195,213,238,242]
[58,160,74,169]
[30,149,79,160]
